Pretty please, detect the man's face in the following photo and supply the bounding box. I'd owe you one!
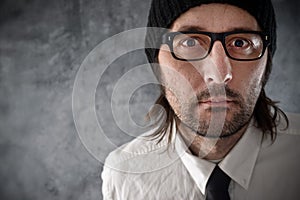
[158,4,268,137]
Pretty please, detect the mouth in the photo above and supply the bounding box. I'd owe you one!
[199,98,235,106]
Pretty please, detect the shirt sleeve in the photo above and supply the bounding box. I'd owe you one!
[101,165,114,200]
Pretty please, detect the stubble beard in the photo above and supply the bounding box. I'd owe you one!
[175,85,259,138]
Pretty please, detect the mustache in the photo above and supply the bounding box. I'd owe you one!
[196,85,242,102]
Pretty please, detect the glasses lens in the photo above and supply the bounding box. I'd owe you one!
[172,33,211,60]
[225,33,264,60]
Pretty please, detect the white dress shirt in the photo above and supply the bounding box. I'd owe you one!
[102,113,300,200]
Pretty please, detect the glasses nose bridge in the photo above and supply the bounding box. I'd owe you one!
[210,33,226,49]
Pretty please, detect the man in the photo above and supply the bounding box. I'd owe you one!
[102,0,300,199]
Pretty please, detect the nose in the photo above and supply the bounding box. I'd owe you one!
[202,41,232,85]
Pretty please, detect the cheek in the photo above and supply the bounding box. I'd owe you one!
[158,48,201,110]
[232,57,267,97]
[159,66,196,103]
[249,58,267,87]
[158,48,205,94]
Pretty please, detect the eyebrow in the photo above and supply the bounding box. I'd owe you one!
[175,25,204,32]
[176,25,259,32]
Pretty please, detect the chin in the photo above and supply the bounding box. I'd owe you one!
[180,107,252,138]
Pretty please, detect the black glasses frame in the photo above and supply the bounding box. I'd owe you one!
[162,30,270,61]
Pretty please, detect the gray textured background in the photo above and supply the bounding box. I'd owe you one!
[0,0,299,200]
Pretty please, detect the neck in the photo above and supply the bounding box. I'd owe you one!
[178,122,249,160]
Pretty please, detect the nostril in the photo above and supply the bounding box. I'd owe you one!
[224,74,232,84]
[207,77,214,82]
[204,72,232,84]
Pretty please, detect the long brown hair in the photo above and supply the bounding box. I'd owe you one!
[146,53,289,144]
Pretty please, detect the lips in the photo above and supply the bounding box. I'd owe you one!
[199,97,235,106]
[200,97,233,103]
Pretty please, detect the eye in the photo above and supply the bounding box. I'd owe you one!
[234,39,245,47]
[231,38,251,48]
[181,38,200,47]
[225,33,264,59]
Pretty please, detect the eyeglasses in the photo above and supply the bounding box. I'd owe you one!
[162,31,270,61]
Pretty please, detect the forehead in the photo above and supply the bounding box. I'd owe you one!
[170,3,260,32]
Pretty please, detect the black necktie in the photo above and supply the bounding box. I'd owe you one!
[206,165,231,200]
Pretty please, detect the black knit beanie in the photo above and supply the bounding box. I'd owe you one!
[145,0,277,64]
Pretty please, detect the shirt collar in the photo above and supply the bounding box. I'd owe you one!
[174,120,263,195]
[175,132,215,195]
[219,123,262,189]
